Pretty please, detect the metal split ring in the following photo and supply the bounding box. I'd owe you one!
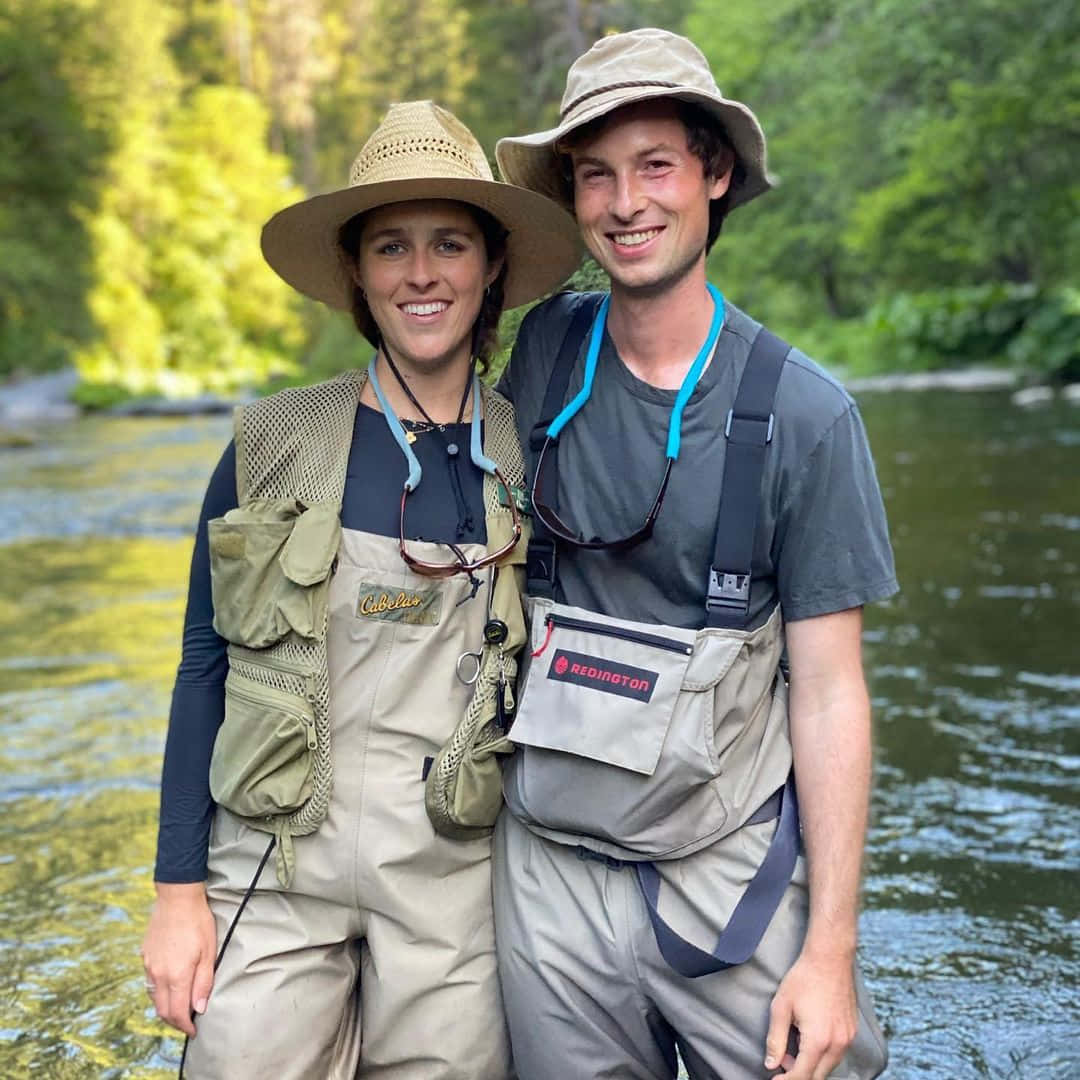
[455,650,482,686]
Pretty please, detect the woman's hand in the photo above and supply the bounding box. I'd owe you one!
[142,883,217,1037]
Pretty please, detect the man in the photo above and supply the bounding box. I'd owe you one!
[492,28,897,1080]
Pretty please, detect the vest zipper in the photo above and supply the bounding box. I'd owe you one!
[544,613,693,655]
[231,644,318,680]
[226,676,318,749]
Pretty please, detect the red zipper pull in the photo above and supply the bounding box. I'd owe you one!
[531,616,555,658]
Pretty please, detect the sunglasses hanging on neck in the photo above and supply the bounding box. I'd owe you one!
[368,354,522,576]
[531,284,725,551]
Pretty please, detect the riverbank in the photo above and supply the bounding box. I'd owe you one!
[2,364,1078,437]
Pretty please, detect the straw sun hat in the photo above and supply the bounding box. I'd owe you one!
[496,28,774,214]
[261,100,582,311]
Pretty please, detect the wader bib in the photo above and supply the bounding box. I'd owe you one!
[186,371,524,1080]
[494,296,887,1078]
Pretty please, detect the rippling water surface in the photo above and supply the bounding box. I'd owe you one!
[0,396,1076,1078]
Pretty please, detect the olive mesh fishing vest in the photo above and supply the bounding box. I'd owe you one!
[226,369,526,884]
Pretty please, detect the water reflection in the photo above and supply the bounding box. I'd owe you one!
[0,396,1076,1077]
[859,392,1079,1079]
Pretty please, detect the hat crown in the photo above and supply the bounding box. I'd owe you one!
[560,28,721,121]
[348,100,494,188]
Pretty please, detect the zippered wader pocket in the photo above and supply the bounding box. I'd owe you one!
[210,670,318,819]
[208,498,341,647]
[513,605,695,775]
[506,598,763,857]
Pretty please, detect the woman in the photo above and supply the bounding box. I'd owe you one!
[141,100,580,1079]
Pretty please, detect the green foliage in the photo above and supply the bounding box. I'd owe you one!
[3,0,1076,393]
[456,0,695,154]
[488,257,602,384]
[870,285,1080,377]
[267,303,371,389]
[75,75,305,395]
[0,1,105,375]
[691,0,1079,374]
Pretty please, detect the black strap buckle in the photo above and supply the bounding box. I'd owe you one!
[706,567,751,615]
[526,538,557,592]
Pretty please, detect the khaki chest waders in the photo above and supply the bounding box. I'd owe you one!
[185,373,523,1079]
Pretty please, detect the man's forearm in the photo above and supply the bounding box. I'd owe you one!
[786,609,873,960]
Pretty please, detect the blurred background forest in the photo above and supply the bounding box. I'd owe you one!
[2,0,1077,403]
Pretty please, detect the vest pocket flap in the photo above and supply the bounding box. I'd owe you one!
[682,631,746,690]
[208,500,338,647]
[510,603,695,776]
[279,502,341,586]
[210,672,316,819]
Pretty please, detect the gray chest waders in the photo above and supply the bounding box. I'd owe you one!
[523,294,797,978]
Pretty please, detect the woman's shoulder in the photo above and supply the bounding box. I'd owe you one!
[234,370,367,500]
[240,369,367,425]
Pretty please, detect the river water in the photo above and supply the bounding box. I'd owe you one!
[0,391,1076,1078]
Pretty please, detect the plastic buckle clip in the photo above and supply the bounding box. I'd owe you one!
[724,409,774,445]
[706,568,751,615]
[526,539,557,591]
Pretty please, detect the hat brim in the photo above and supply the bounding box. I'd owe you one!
[496,86,774,214]
[261,177,582,311]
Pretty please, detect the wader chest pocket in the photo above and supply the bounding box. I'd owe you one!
[506,600,757,856]
[208,499,340,647]
[210,671,317,818]
[511,603,697,776]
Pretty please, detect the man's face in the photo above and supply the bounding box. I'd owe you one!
[569,101,731,297]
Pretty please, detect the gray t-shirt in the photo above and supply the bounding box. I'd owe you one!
[500,291,898,630]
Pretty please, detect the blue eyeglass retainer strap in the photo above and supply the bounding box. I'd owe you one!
[545,294,609,442]
[367,357,494,492]
[543,284,725,461]
[668,283,724,460]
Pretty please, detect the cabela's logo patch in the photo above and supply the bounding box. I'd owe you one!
[546,649,657,703]
[355,584,442,625]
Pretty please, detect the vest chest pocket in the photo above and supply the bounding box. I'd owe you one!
[208,499,341,648]
[210,667,318,819]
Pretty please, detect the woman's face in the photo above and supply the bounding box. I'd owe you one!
[354,199,502,374]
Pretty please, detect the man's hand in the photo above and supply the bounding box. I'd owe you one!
[764,947,857,1078]
[142,882,217,1037]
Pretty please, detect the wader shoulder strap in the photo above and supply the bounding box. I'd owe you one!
[634,772,800,977]
[525,295,604,598]
[706,328,789,628]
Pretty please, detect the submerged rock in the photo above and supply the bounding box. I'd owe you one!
[106,394,250,416]
[1011,385,1055,408]
[848,368,1019,393]
[0,369,81,424]
[0,427,37,447]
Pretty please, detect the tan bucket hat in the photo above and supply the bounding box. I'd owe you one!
[261,100,581,311]
[496,28,773,213]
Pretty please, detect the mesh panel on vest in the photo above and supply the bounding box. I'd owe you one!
[481,385,525,517]
[230,371,364,880]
